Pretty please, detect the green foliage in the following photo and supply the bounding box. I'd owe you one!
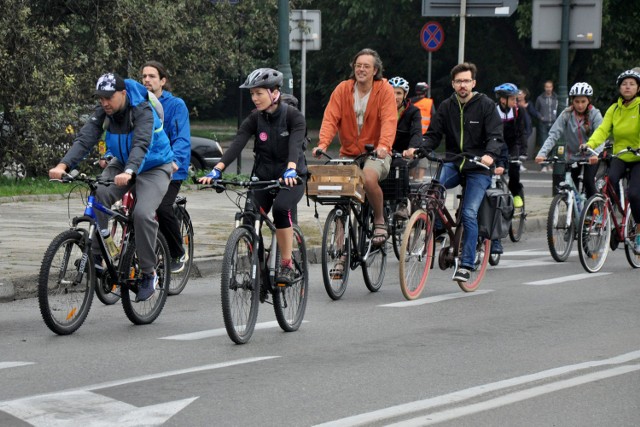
[0,176,68,197]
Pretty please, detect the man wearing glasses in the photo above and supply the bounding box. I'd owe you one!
[404,62,503,282]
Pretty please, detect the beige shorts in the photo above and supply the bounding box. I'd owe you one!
[363,156,392,181]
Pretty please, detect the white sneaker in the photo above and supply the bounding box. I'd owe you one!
[540,166,549,173]
[520,165,527,172]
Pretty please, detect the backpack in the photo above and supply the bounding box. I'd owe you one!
[280,93,310,151]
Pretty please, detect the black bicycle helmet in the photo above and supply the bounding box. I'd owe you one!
[415,82,429,95]
[616,69,640,87]
[239,68,283,89]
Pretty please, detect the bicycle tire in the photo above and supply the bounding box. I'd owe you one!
[391,215,404,260]
[120,231,170,325]
[577,195,611,273]
[457,238,490,292]
[398,210,433,300]
[547,193,574,262]
[95,218,126,306]
[168,206,194,296]
[321,207,351,300]
[273,224,309,332]
[220,227,260,344]
[38,229,95,335]
[624,210,640,268]
[509,190,526,242]
[362,206,387,292]
[489,253,501,266]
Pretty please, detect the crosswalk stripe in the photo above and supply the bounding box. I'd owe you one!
[523,272,611,285]
[380,290,494,307]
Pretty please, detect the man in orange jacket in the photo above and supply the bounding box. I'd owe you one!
[313,48,397,246]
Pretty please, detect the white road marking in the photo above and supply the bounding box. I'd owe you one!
[491,258,556,268]
[0,362,34,370]
[500,249,555,256]
[380,290,494,307]
[159,320,309,341]
[314,350,640,427]
[524,272,611,285]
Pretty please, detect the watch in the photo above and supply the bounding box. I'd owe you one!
[124,168,134,175]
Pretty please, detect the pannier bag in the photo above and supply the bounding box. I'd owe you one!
[478,187,514,240]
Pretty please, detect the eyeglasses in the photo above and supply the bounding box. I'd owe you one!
[354,63,373,70]
[453,79,474,86]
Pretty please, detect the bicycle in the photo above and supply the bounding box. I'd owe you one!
[577,145,640,273]
[204,177,309,344]
[507,158,527,243]
[311,146,388,300]
[487,172,514,267]
[541,156,590,262]
[398,150,491,300]
[380,152,411,260]
[38,172,170,335]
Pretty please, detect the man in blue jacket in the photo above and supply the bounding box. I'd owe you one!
[141,61,191,273]
[49,72,174,302]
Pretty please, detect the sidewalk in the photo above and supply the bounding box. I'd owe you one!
[0,186,552,302]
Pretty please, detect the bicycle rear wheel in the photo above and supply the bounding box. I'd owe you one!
[120,231,170,324]
[38,229,95,335]
[362,207,387,292]
[509,190,526,242]
[547,193,574,262]
[457,237,490,292]
[623,210,640,268]
[221,227,260,344]
[398,210,433,300]
[321,207,351,300]
[273,224,308,332]
[168,206,194,296]
[578,195,611,273]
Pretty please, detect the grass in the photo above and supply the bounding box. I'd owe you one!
[0,176,71,198]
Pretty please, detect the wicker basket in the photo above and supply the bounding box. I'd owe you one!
[307,164,366,203]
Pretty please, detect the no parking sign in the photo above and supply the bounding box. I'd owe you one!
[420,21,445,52]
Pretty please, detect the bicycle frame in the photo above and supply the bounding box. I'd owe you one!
[334,199,375,269]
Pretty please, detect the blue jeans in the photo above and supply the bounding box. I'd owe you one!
[438,163,491,269]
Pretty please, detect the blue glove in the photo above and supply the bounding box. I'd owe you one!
[283,168,297,179]
[205,168,221,180]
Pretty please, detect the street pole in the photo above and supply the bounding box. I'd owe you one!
[278,0,293,95]
[428,51,432,98]
[300,10,307,116]
[458,0,467,63]
[553,0,571,194]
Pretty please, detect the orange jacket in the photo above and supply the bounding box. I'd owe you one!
[413,96,434,134]
[318,79,397,157]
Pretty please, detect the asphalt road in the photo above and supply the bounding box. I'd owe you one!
[1,234,639,426]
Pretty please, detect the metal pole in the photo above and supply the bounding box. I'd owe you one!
[553,0,571,194]
[428,51,432,98]
[278,0,293,94]
[458,0,466,63]
[301,10,307,116]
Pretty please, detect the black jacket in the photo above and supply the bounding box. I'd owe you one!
[392,101,423,152]
[422,92,503,175]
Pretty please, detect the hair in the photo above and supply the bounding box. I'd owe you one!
[349,48,384,81]
[450,62,477,81]
[544,79,554,87]
[139,60,172,91]
[519,87,530,100]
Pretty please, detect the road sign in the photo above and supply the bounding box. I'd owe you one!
[532,0,602,49]
[420,21,445,52]
[422,0,518,17]
[289,9,321,51]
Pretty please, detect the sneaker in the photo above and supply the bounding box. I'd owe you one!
[520,164,527,172]
[170,253,189,274]
[394,204,410,220]
[634,235,640,255]
[540,166,549,173]
[275,264,296,285]
[513,195,524,208]
[453,267,470,282]
[136,271,157,302]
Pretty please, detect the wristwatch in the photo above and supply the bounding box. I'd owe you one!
[124,168,134,175]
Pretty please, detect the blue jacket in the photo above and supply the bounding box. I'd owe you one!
[62,79,173,174]
[159,90,191,181]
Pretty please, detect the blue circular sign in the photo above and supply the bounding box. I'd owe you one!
[420,21,445,52]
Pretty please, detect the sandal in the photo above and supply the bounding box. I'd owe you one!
[329,257,346,280]
[372,224,388,247]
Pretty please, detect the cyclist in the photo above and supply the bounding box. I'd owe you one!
[49,72,174,302]
[389,76,422,219]
[404,62,503,282]
[140,60,191,274]
[410,82,436,180]
[535,82,603,199]
[494,83,527,210]
[312,48,397,247]
[582,70,640,253]
[198,68,307,284]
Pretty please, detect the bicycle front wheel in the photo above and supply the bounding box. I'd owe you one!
[509,191,526,242]
[457,238,490,292]
[362,207,387,292]
[547,193,574,262]
[168,207,194,296]
[220,227,260,344]
[273,224,308,332]
[578,196,611,273]
[120,231,170,324]
[398,210,433,300]
[38,229,95,335]
[624,210,640,268]
[321,207,351,300]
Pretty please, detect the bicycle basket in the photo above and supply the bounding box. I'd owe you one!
[380,157,409,201]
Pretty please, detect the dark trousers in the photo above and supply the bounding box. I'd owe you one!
[608,159,640,223]
[157,180,185,259]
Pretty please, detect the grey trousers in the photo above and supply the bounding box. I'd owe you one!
[93,160,172,274]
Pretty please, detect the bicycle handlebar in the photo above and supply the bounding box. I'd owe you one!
[414,149,491,170]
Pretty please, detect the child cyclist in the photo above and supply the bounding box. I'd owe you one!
[198,68,307,283]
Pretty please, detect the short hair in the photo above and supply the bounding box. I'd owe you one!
[450,62,477,81]
[349,48,384,81]
[139,60,172,91]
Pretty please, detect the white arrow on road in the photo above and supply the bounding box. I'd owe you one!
[0,390,197,426]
